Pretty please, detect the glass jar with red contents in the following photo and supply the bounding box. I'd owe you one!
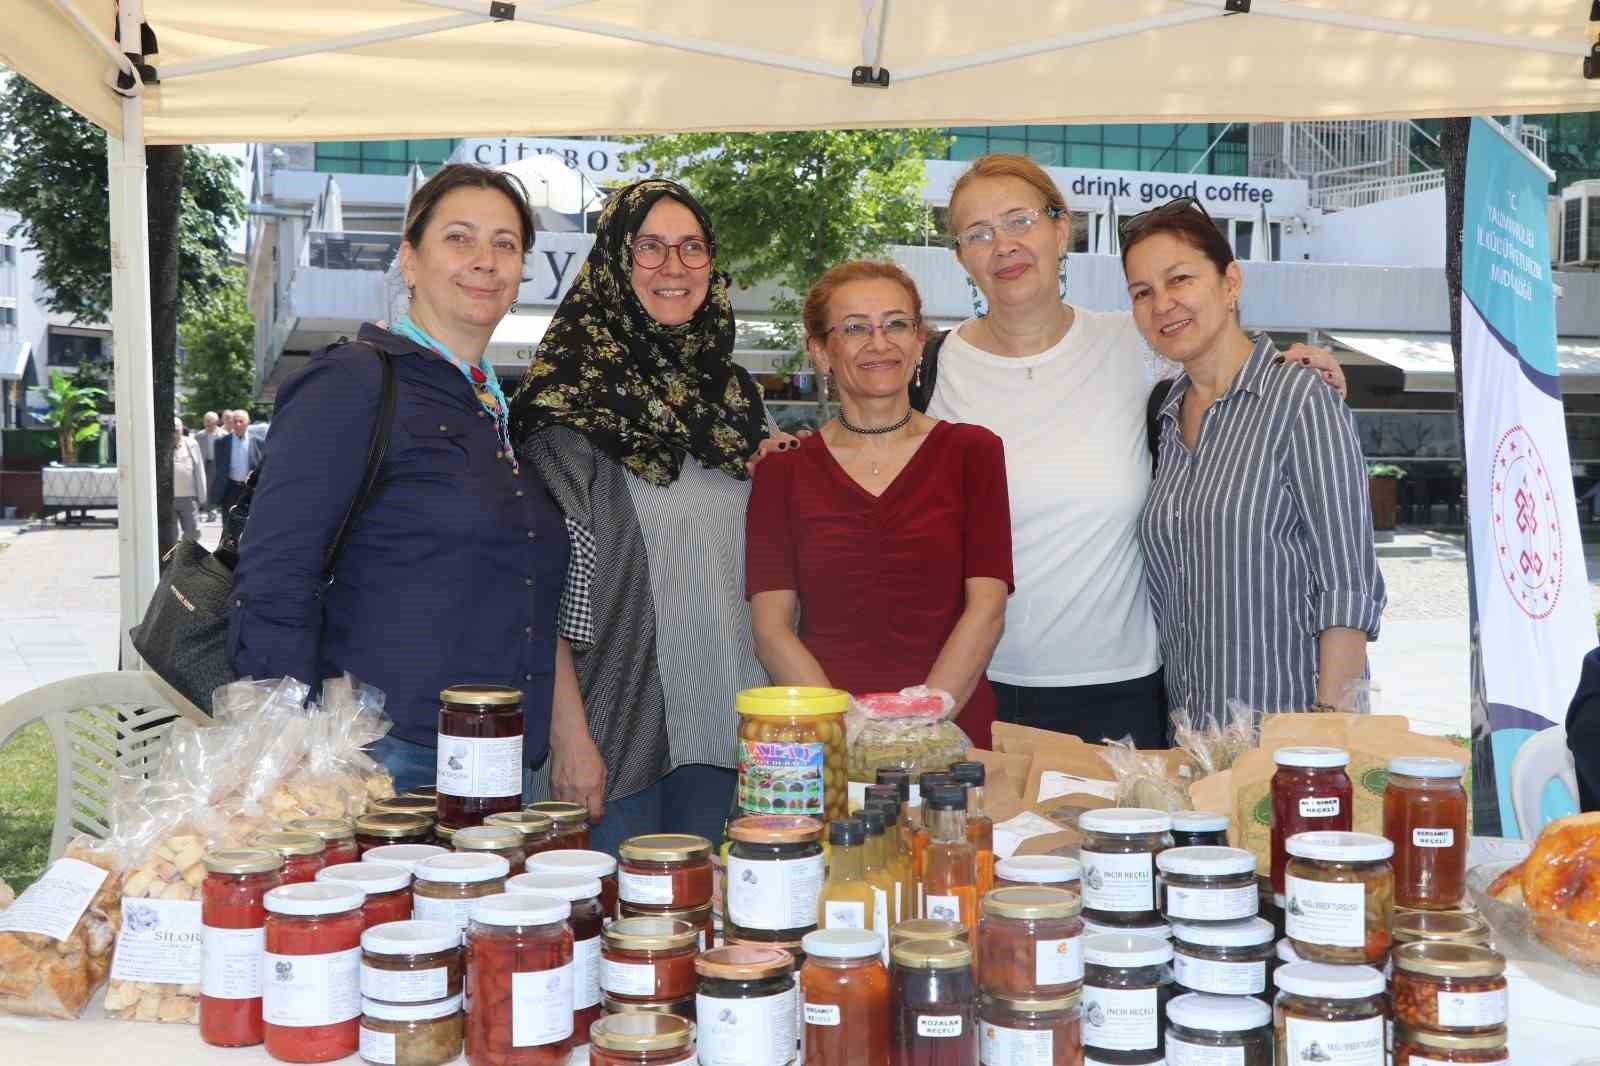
[465,891,575,1066]
[619,834,714,911]
[252,831,328,885]
[976,887,1084,997]
[978,990,1084,1066]
[589,1012,696,1066]
[373,796,440,820]
[364,843,448,875]
[526,802,591,850]
[262,882,366,1062]
[437,684,525,830]
[602,917,701,1005]
[487,811,556,858]
[357,813,436,855]
[1269,747,1352,894]
[1384,756,1469,911]
[317,862,413,926]
[201,848,285,1048]
[507,872,605,1042]
[290,818,360,866]
[526,849,619,918]
[800,929,889,1066]
[621,901,714,953]
[453,825,529,875]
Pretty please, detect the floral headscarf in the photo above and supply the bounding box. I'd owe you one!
[509,179,766,486]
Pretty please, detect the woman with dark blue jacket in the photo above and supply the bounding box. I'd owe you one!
[230,164,574,791]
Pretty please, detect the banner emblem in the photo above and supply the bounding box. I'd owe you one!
[1489,423,1562,620]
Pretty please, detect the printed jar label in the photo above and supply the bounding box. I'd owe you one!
[601,958,657,997]
[436,734,523,799]
[923,893,962,924]
[1081,985,1159,1052]
[0,857,107,940]
[1410,1057,1508,1066]
[110,897,202,984]
[619,871,674,905]
[823,899,865,929]
[411,893,476,934]
[916,1015,964,1038]
[804,1002,840,1026]
[1034,936,1083,985]
[511,962,574,1046]
[360,962,448,1003]
[1299,796,1343,819]
[1285,874,1366,948]
[1079,850,1154,913]
[1165,883,1257,922]
[1283,1015,1383,1066]
[738,739,825,816]
[574,935,601,1009]
[1413,827,1457,849]
[201,925,265,999]
[729,853,825,931]
[980,1021,1052,1066]
[697,989,796,1066]
[262,947,361,1027]
[1173,952,1266,995]
[1436,986,1508,1028]
[1166,1036,1246,1066]
[359,1026,397,1065]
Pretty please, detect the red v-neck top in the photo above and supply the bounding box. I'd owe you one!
[745,420,1014,749]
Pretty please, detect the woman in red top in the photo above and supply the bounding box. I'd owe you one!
[746,261,1013,748]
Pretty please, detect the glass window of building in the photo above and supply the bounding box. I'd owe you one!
[48,332,104,367]
[314,139,460,175]
[940,123,1249,176]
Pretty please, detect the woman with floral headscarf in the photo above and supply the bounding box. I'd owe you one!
[510,179,770,853]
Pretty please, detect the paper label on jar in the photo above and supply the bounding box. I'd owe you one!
[804,1002,840,1026]
[737,739,826,816]
[411,892,476,934]
[1410,1058,1508,1066]
[573,935,601,1009]
[1034,935,1084,985]
[359,1025,397,1065]
[201,925,265,999]
[1285,873,1366,948]
[619,871,674,905]
[823,899,865,929]
[1165,882,1257,922]
[1079,849,1154,913]
[1173,951,1266,995]
[601,957,657,997]
[436,733,523,799]
[1282,1015,1383,1066]
[916,1015,964,1038]
[262,947,361,1027]
[511,962,574,1047]
[728,853,825,930]
[1437,986,1508,1028]
[1413,827,1457,849]
[111,896,203,983]
[697,989,796,1066]
[1165,1036,1246,1066]
[923,893,962,924]
[980,1021,1052,1066]
[361,961,448,1003]
[872,887,889,950]
[1081,985,1159,1052]
[1298,795,1343,819]
[0,857,107,940]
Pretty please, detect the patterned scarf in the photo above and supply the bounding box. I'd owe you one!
[391,313,516,469]
[508,179,766,486]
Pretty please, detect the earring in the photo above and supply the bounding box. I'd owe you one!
[509,300,519,315]
[1058,254,1070,303]
[820,372,830,400]
[407,284,415,302]
[966,275,989,319]
[914,360,924,388]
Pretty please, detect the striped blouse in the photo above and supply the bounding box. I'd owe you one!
[1139,336,1386,720]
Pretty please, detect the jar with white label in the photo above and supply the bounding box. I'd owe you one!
[1383,757,1468,912]
[992,855,1082,892]
[436,684,524,830]
[1165,992,1272,1066]
[358,994,464,1066]
[1081,933,1172,1065]
[800,929,888,1066]
[1269,747,1352,896]
[1170,917,1275,1003]
[1157,847,1258,925]
[412,853,510,934]
[1390,943,1506,1034]
[262,882,367,1063]
[1077,809,1173,926]
[1272,962,1386,1066]
[695,945,798,1066]
[589,1012,697,1066]
[976,887,1084,997]
[1284,832,1393,965]
[978,990,1082,1066]
[619,834,714,911]
[465,892,575,1066]
[505,871,605,1040]
[360,920,462,1005]
[601,917,700,1006]
[1390,1024,1509,1065]
[726,815,825,942]
[890,938,977,1066]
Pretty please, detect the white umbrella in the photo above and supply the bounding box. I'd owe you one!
[1251,199,1274,263]
[406,162,426,204]
[316,175,344,233]
[1096,195,1121,256]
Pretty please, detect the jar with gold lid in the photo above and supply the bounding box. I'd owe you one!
[403,785,437,801]
[600,994,695,1021]
[436,683,524,830]
[372,796,440,820]
[976,886,1084,997]
[589,1012,696,1066]
[289,818,359,866]
[485,810,555,857]
[250,830,327,884]
[526,801,590,850]
[890,919,968,952]
[1392,1024,1509,1065]
[450,825,527,875]
[603,918,701,1005]
[1391,942,1506,1034]
[619,834,714,911]
[620,901,713,953]
[357,813,436,855]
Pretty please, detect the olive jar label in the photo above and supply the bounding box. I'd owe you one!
[737,740,825,816]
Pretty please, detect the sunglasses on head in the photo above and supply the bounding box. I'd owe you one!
[1119,195,1215,242]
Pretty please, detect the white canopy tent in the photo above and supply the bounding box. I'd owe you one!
[4,0,1599,660]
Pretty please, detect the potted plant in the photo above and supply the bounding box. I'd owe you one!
[39,370,107,465]
[1368,463,1406,531]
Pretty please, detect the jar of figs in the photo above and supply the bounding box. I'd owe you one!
[1284,831,1393,965]
[465,892,575,1066]
[1273,962,1385,1066]
[290,819,360,866]
[1080,933,1172,1065]
[251,830,328,885]
[1269,747,1352,894]
[1170,917,1275,1003]
[619,834,714,911]
[357,814,437,855]
[727,815,825,943]
[201,848,284,1048]
[976,887,1084,997]
[1390,942,1506,1034]
[364,844,448,875]
[412,853,510,934]
[1076,809,1173,927]
[1164,992,1272,1066]
[695,945,798,1066]
[800,929,889,1066]
[1391,1025,1510,1065]
[589,1012,697,1066]
[506,872,604,1041]
[620,901,713,953]
[978,990,1082,1066]
[372,796,440,821]
[602,917,701,1006]
[526,802,591,850]
[735,686,849,823]
[1157,846,1257,925]
[1170,812,1230,849]
[992,855,1081,892]
[486,811,556,857]
[317,862,413,926]
[262,882,366,1063]
[452,825,528,875]
[891,938,977,1066]
[358,994,464,1066]
[525,850,618,918]
[436,684,524,830]
[359,919,462,1006]
[1384,757,1469,911]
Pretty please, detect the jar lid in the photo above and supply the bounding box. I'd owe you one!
[1156,845,1256,877]
[1171,917,1274,948]
[288,817,356,842]
[203,848,283,875]
[415,852,510,884]
[695,944,795,979]
[802,928,883,960]
[507,871,602,903]
[994,855,1081,885]
[361,993,463,1022]
[734,686,849,718]
[402,786,437,799]
[436,825,457,845]
[1171,811,1230,833]
[1276,937,1302,964]
[265,882,365,916]
[525,802,589,829]
[370,796,438,818]
[889,919,968,945]
[623,901,712,922]
[604,916,701,951]
[485,811,555,841]
[1391,909,1491,946]
[1082,917,1170,941]
[949,762,986,785]
[1393,941,1506,979]
[600,993,695,1016]
[1168,992,1271,1032]
[1078,807,1173,835]
[471,891,569,926]
[362,844,447,873]
[355,812,434,839]
[439,683,522,706]
[1285,830,1393,862]
[1274,745,1350,768]
[619,833,712,863]
[924,784,969,811]
[722,936,804,960]
[1083,933,1172,968]
[889,937,972,970]
[1393,1024,1509,1052]
[526,848,617,879]
[589,1011,695,1052]
[317,861,410,895]
[361,919,461,956]
[982,990,1081,1014]
[451,826,524,852]
[981,886,1082,920]
[250,830,326,857]
[1274,961,1385,999]
[1387,756,1464,778]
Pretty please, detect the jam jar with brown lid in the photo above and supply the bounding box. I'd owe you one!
[695,946,798,1066]
[526,802,590,850]
[619,835,714,911]
[436,684,524,829]
[1390,942,1506,1034]
[357,814,437,855]
[726,816,825,943]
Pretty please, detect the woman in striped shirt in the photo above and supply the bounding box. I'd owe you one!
[1123,198,1386,719]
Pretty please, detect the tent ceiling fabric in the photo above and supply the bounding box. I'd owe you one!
[7,1,1599,144]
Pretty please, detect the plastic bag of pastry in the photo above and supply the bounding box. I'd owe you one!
[1100,734,1192,811]
[845,687,971,806]
[265,674,395,821]
[1172,700,1260,778]
[0,836,128,1018]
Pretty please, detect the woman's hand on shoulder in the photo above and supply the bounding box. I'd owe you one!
[745,430,810,476]
[1278,343,1347,400]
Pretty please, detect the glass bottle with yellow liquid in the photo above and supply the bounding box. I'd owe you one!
[857,807,899,950]
[919,783,977,938]
[865,797,911,927]
[818,819,878,931]
[913,771,952,915]
[950,761,994,897]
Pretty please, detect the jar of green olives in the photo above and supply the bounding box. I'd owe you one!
[734,687,849,823]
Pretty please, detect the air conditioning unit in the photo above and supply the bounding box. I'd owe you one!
[1558,180,1600,269]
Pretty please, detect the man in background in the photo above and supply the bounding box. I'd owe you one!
[198,411,222,520]
[212,409,263,517]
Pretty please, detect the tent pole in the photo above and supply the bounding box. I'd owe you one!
[108,0,158,669]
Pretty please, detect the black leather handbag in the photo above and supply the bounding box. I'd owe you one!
[130,343,396,712]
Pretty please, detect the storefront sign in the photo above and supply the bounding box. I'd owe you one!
[457,138,654,183]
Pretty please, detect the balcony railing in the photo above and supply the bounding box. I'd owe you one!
[1314,170,1447,211]
[304,230,403,271]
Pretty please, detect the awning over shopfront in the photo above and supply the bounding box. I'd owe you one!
[1329,331,1600,395]
[0,340,32,381]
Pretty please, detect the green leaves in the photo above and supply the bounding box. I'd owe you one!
[179,268,256,418]
[39,370,104,463]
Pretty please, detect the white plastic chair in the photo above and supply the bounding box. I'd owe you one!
[1510,723,1581,841]
[0,670,210,860]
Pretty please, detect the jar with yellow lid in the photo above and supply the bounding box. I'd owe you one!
[450,825,527,875]
[435,683,524,830]
[1390,942,1506,1034]
[589,1012,696,1066]
[1392,1024,1509,1065]
[976,886,1084,997]
[357,813,436,855]
[890,919,969,952]
[485,810,555,856]
[735,687,849,823]
[289,818,359,866]
[372,796,439,820]
[620,835,714,911]
[249,830,327,884]
[526,801,591,850]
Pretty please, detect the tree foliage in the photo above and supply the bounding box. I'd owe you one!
[180,268,256,419]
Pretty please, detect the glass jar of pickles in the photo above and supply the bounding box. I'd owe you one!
[1272,962,1385,1066]
[1383,757,1469,911]
[976,887,1084,997]
[619,835,715,911]
[436,684,524,830]
[1390,943,1506,1034]
[465,892,574,1066]
[735,687,849,823]
[451,826,528,876]
[526,803,591,850]
[992,856,1081,892]
[1284,831,1393,965]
